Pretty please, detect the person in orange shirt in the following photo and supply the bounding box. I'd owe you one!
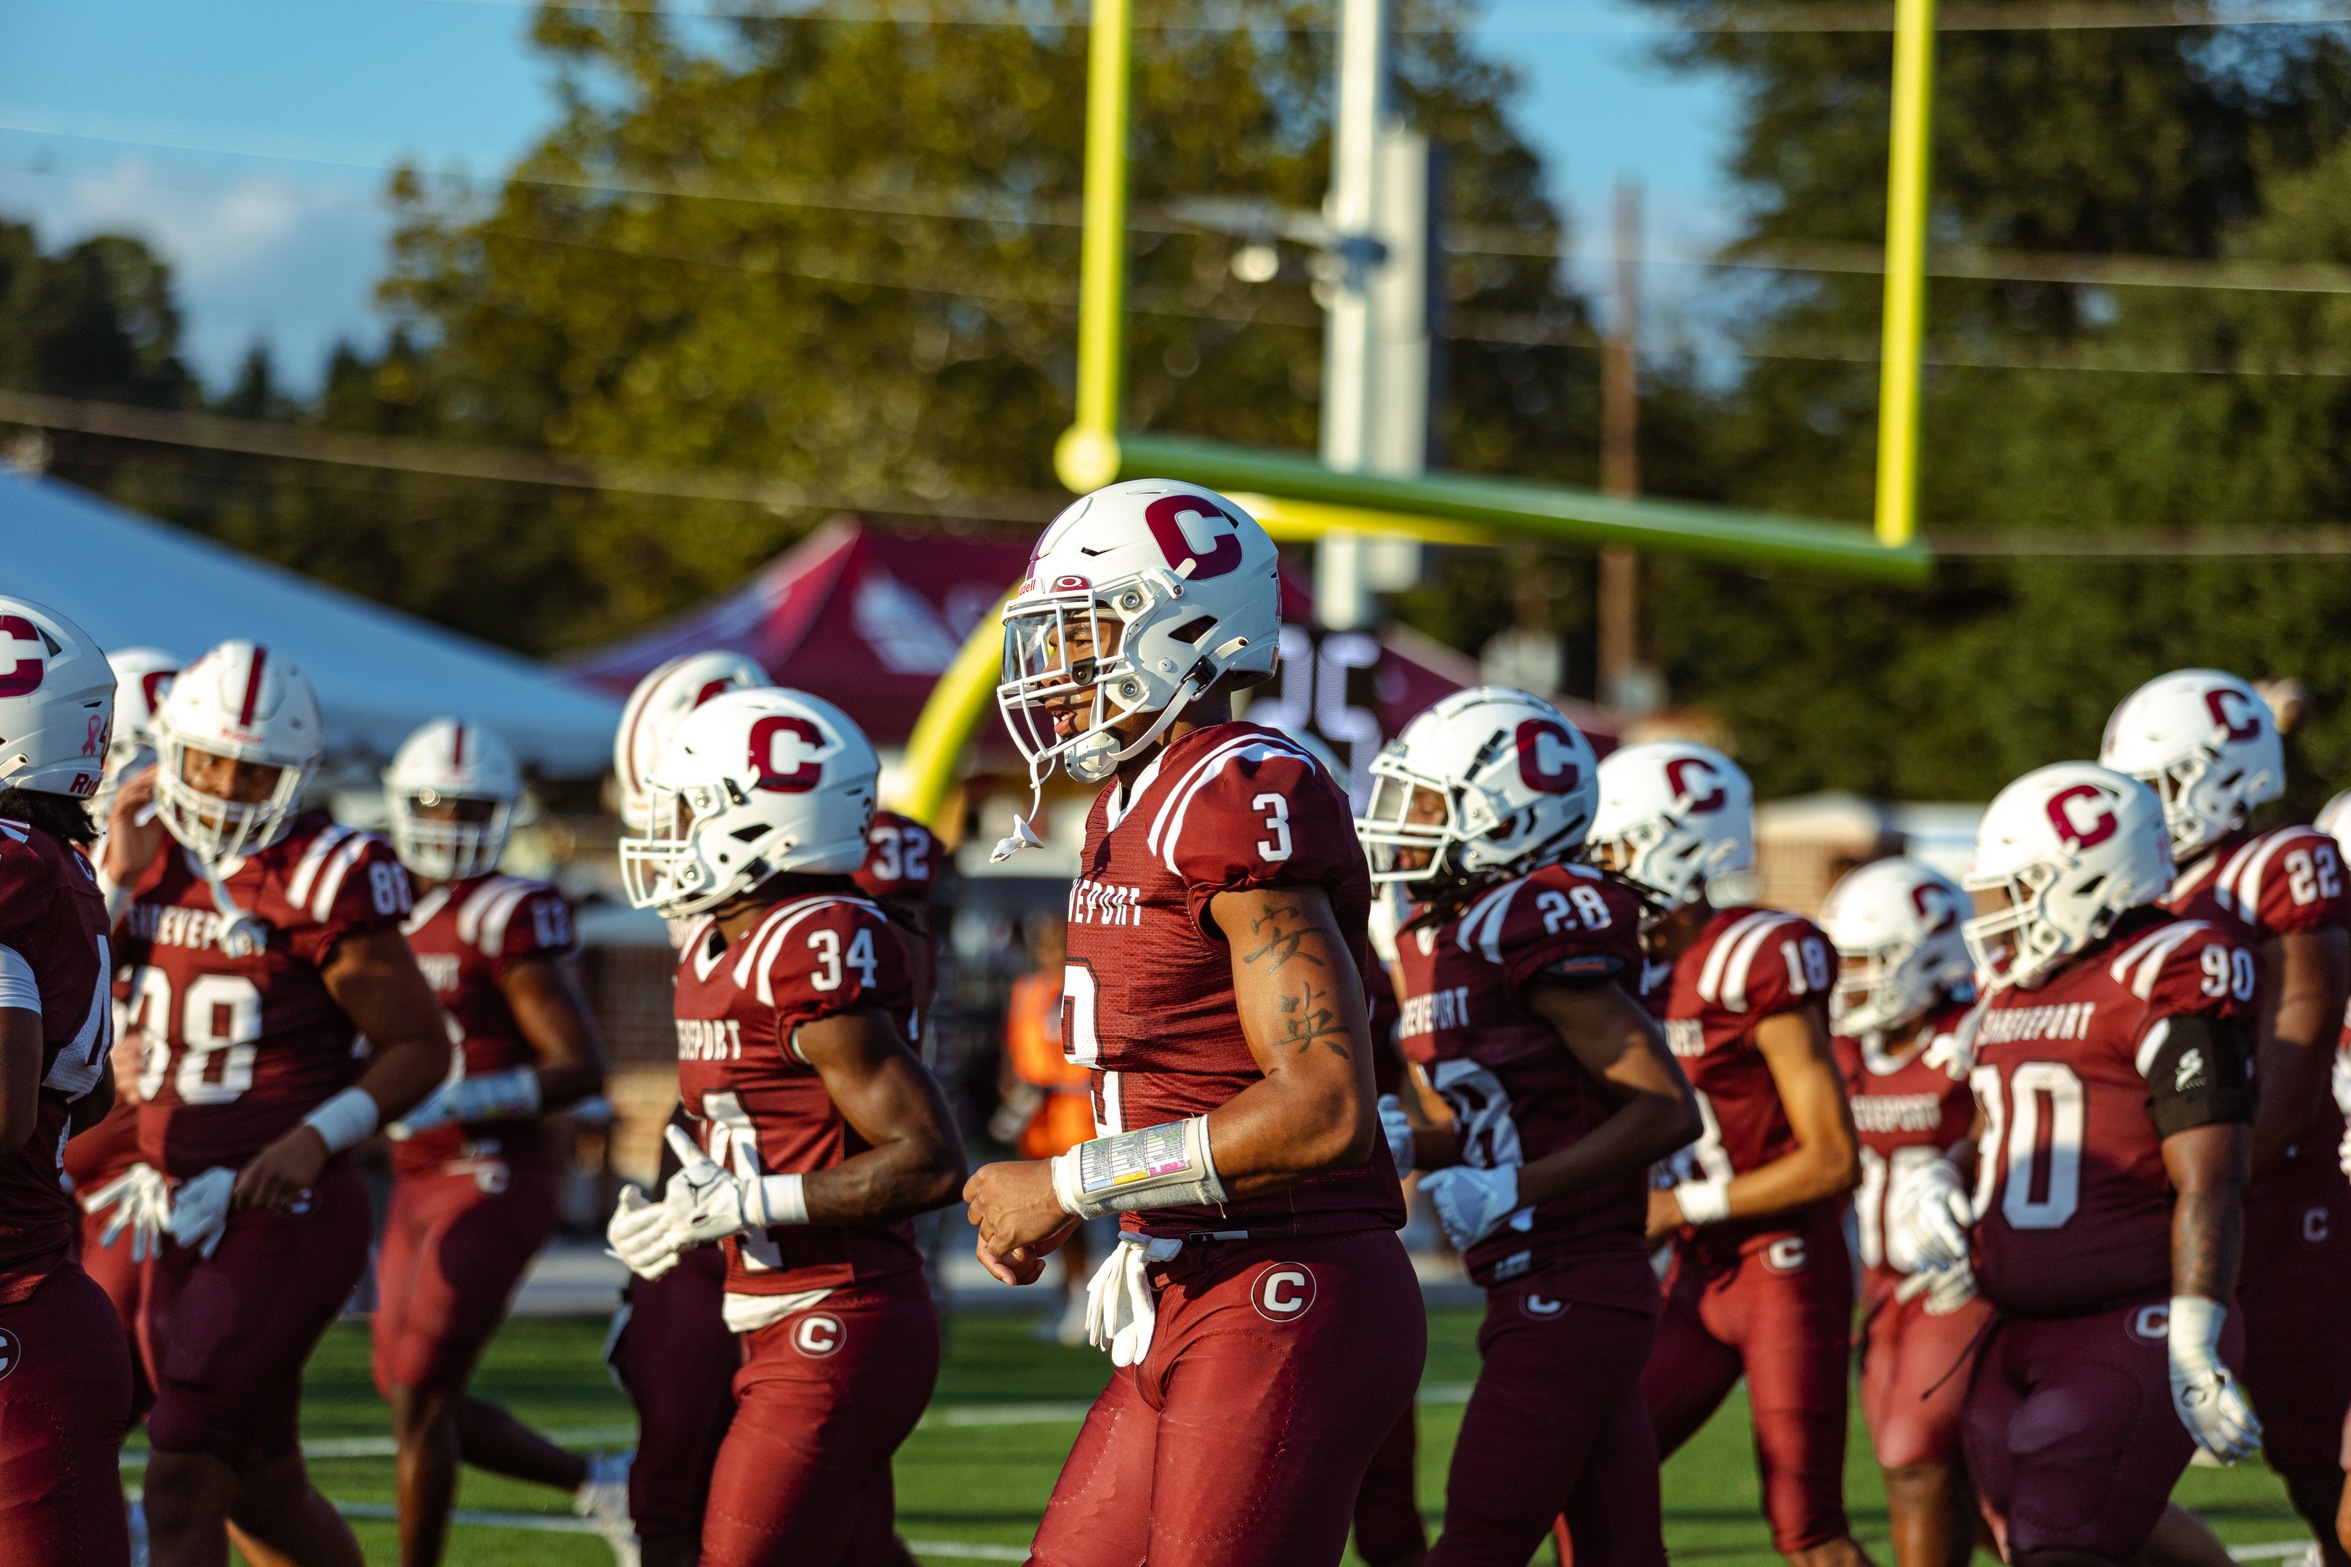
[990,913,1096,1342]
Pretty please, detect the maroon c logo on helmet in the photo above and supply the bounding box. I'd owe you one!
[2045,784,2118,849]
[1143,495,1245,581]
[1514,719,1580,795]
[1910,882,1958,934]
[2206,687,2263,742]
[1665,757,1724,813]
[748,715,825,793]
[0,616,42,699]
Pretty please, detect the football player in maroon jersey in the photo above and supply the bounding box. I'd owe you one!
[373,718,625,1567]
[2104,671,2351,1567]
[608,687,965,1566]
[0,597,133,1567]
[962,479,1422,1567]
[601,648,769,1567]
[1586,741,1870,1567]
[856,809,941,1032]
[104,641,452,1567]
[1357,688,1700,1567]
[1820,858,1988,1567]
[1941,761,2260,1566]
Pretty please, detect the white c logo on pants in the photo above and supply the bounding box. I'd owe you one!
[1251,1264,1317,1322]
[794,1312,845,1359]
[2131,1304,2171,1343]
[1763,1237,1808,1274]
[2305,1205,2331,1243]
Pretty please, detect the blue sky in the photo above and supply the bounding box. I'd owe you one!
[0,0,1740,394]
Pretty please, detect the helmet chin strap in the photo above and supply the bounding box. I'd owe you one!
[990,678,1203,864]
[204,873,271,960]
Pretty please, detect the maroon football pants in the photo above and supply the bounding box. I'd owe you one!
[1964,1299,2240,1563]
[77,1203,154,1427]
[1028,1227,1425,1567]
[1641,1227,1855,1556]
[371,1161,561,1398]
[0,1263,134,1567]
[608,1243,739,1547]
[2240,1155,2351,1562]
[1351,1405,1426,1567]
[1432,1278,1663,1567]
[1856,1271,1993,1470]
[143,1158,371,1472]
[701,1273,939,1567]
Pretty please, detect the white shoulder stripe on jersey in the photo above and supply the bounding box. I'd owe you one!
[0,820,27,844]
[1149,735,1320,876]
[1144,734,1285,857]
[2108,919,2210,1000]
[401,885,453,937]
[1096,1070,1123,1136]
[746,894,888,1007]
[2219,830,2293,925]
[1695,911,1782,1007]
[455,875,526,946]
[285,823,355,909]
[460,876,539,958]
[1718,914,1796,1014]
[1457,876,1528,966]
[2134,1015,2172,1079]
[0,944,36,1012]
[308,831,380,924]
[729,900,806,991]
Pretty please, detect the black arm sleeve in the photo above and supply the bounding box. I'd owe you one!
[2142,1013,2257,1139]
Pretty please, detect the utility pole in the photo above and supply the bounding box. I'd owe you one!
[1597,180,1642,709]
[1315,0,1436,631]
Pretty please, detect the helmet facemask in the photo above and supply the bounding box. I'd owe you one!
[998,571,1217,790]
[1830,937,1937,1037]
[2136,747,2261,863]
[154,735,311,868]
[1358,752,1586,902]
[390,790,514,882]
[1961,861,2081,992]
[620,774,872,919]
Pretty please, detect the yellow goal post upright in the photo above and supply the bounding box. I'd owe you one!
[890,0,1936,829]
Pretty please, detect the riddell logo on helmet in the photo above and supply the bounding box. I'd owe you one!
[1665,757,1723,813]
[1514,719,1581,795]
[2205,687,2263,741]
[1143,495,1244,581]
[2045,784,2119,849]
[0,614,44,698]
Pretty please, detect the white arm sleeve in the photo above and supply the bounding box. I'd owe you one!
[0,945,38,1014]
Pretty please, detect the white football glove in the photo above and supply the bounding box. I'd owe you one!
[166,1166,238,1259]
[1083,1234,1180,1367]
[605,1185,681,1281]
[2167,1296,2262,1464]
[82,1163,172,1264]
[660,1124,754,1246]
[1421,1164,1521,1251]
[1895,1255,1978,1316]
[1886,1157,1973,1274]
[1377,1094,1416,1180]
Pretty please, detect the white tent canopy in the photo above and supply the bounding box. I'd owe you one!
[0,473,620,775]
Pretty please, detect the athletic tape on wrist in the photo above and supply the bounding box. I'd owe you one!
[2169,1294,2227,1368]
[451,1067,542,1122]
[302,1087,380,1155]
[1674,1177,1733,1227]
[1053,1116,1225,1220]
[751,1173,808,1227]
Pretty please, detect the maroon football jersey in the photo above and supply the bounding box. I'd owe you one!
[853,811,938,908]
[1062,721,1404,1239]
[1970,912,2255,1317]
[395,872,577,1175]
[1646,906,1839,1243]
[62,1096,141,1192]
[1834,1001,1977,1285]
[1392,861,1654,1301]
[119,814,412,1175]
[0,820,113,1302]
[672,888,924,1296]
[2162,824,2351,1165]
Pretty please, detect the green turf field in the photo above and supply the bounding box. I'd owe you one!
[175,1308,2315,1566]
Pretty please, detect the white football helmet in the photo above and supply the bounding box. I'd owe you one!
[2100,669,2282,863]
[1357,686,1599,895]
[615,651,770,835]
[620,688,878,917]
[103,647,178,786]
[0,597,116,799]
[151,641,323,866]
[1587,741,1755,915]
[1963,761,2172,992]
[2316,789,2351,847]
[385,719,523,882]
[997,479,1280,790]
[1819,856,1975,1036]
